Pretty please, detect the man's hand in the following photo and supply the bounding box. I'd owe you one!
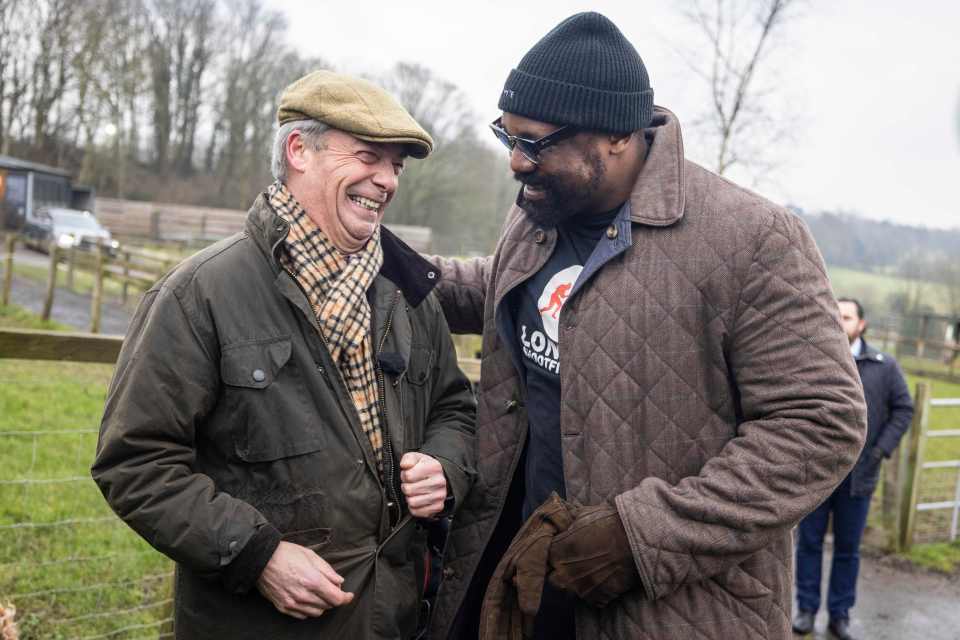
[399,452,448,518]
[547,504,639,607]
[256,541,354,619]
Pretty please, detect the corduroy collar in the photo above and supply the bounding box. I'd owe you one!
[627,106,686,227]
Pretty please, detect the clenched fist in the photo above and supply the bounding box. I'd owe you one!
[399,452,448,518]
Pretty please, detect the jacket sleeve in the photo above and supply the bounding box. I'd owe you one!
[875,359,914,457]
[91,285,280,594]
[425,255,491,335]
[416,295,478,512]
[614,210,867,601]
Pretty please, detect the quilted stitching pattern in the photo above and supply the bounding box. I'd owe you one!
[430,114,865,640]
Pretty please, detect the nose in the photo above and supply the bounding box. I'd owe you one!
[371,160,399,196]
[509,146,536,174]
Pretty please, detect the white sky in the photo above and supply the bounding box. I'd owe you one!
[271,0,960,230]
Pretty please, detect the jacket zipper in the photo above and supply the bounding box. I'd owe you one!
[376,289,403,527]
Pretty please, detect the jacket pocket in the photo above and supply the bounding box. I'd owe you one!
[221,336,323,461]
[406,345,435,386]
[402,345,435,449]
[282,526,333,552]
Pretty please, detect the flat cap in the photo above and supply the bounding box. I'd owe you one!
[277,70,434,159]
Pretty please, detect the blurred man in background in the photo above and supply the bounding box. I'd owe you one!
[793,298,913,640]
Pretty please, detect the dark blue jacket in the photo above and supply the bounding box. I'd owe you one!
[849,339,914,496]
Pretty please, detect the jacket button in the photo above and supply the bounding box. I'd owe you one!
[533,229,546,244]
[442,567,456,579]
[606,225,619,240]
[316,364,325,374]
[427,271,437,280]
[252,369,266,382]
[228,540,238,553]
[505,399,518,413]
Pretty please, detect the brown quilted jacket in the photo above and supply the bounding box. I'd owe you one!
[428,107,867,640]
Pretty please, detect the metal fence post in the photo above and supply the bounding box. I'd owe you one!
[898,381,931,551]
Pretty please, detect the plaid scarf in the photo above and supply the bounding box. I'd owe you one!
[267,181,386,473]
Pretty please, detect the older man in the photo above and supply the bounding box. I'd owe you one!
[92,70,476,640]
[428,12,866,640]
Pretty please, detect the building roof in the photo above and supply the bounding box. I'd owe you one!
[0,154,72,178]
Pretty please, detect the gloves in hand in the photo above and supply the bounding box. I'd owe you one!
[547,503,639,607]
[480,493,578,640]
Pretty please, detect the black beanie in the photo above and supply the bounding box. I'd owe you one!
[498,12,654,133]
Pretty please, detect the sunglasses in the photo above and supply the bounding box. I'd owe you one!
[489,117,579,165]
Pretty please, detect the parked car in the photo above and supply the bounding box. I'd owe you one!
[23,208,119,255]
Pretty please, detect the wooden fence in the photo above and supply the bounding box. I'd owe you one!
[2,233,176,333]
[94,197,433,252]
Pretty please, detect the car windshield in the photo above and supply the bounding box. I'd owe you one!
[51,211,102,230]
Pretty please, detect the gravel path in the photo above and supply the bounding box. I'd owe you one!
[798,549,960,639]
[5,249,133,335]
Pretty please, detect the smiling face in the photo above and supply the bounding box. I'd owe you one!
[502,112,609,227]
[285,128,406,253]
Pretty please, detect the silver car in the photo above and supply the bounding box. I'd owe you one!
[23,207,119,254]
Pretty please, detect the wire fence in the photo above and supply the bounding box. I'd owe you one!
[0,360,173,640]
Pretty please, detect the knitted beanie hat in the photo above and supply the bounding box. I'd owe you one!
[498,12,654,133]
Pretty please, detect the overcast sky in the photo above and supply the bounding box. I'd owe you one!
[271,0,960,230]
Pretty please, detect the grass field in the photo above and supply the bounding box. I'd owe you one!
[0,304,172,640]
[827,265,953,315]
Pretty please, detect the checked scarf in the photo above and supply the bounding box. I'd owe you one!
[267,181,386,473]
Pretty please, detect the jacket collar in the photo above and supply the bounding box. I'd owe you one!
[245,192,439,308]
[854,338,886,363]
[490,105,687,308]
[628,106,686,227]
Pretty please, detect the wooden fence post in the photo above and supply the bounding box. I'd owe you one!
[121,249,131,304]
[2,234,14,306]
[898,381,931,551]
[42,244,59,321]
[150,210,161,241]
[65,245,76,291]
[89,243,104,334]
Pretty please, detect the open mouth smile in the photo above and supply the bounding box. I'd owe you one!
[348,194,383,212]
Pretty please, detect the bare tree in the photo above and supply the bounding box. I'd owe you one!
[0,0,33,153]
[678,0,801,179]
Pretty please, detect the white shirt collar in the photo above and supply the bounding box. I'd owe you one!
[851,337,864,358]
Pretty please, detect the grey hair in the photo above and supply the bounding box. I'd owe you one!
[270,119,331,181]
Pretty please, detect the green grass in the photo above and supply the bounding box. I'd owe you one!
[0,307,172,639]
[827,266,953,315]
[902,541,960,575]
[0,304,71,331]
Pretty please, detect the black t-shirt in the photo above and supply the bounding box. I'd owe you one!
[514,208,620,519]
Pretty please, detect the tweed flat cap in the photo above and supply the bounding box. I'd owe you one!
[277,70,433,158]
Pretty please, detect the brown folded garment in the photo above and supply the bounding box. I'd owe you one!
[547,503,640,607]
[479,493,578,640]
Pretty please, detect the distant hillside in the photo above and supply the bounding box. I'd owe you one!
[794,209,960,271]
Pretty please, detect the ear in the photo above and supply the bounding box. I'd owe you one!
[607,131,636,156]
[286,130,310,175]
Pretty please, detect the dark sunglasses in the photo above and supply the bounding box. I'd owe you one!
[489,117,579,164]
